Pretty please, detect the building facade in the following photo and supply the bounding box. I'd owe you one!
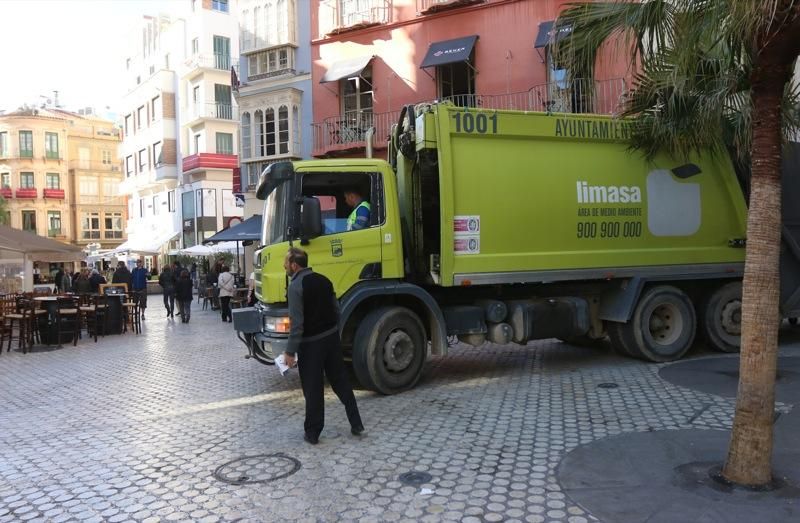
[119,0,242,262]
[0,109,125,249]
[234,0,313,217]
[310,0,630,158]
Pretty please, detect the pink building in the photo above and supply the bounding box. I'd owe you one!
[311,0,630,158]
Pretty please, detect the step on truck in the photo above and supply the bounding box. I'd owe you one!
[233,101,800,394]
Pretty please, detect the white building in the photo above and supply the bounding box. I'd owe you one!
[119,0,242,265]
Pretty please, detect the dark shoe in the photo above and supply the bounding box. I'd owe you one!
[166,311,170,317]
[351,425,365,436]
[304,433,319,445]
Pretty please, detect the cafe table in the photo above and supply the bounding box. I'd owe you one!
[33,296,74,344]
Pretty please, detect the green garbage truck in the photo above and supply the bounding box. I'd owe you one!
[232,101,800,394]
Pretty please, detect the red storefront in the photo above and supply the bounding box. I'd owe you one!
[311,0,631,158]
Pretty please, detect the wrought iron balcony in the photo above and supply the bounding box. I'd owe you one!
[318,0,392,37]
[312,109,399,157]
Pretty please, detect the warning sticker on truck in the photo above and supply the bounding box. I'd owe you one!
[455,236,480,255]
[454,216,480,234]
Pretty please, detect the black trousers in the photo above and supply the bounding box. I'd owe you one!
[220,296,231,321]
[163,290,175,314]
[297,332,362,438]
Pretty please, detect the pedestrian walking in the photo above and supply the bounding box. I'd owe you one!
[176,269,193,323]
[159,265,176,318]
[282,247,364,445]
[217,265,235,322]
[131,259,149,320]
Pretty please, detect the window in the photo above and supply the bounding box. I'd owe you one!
[247,46,295,80]
[138,149,147,172]
[255,110,265,156]
[124,114,132,135]
[20,172,34,189]
[47,211,62,237]
[22,211,36,233]
[125,155,134,177]
[1,173,10,189]
[214,84,232,119]
[193,85,200,104]
[192,37,199,56]
[102,179,118,198]
[151,95,161,121]
[46,173,60,189]
[216,133,233,155]
[213,35,230,70]
[137,105,145,128]
[264,108,275,155]
[241,113,251,159]
[191,0,197,11]
[102,150,112,165]
[0,132,7,156]
[126,58,131,70]
[152,141,163,166]
[168,190,175,212]
[45,132,59,159]
[437,56,476,106]
[82,212,100,239]
[279,105,289,154]
[79,176,99,196]
[139,199,144,218]
[19,130,33,157]
[212,0,228,13]
[339,66,373,142]
[300,172,382,236]
[152,195,159,216]
[194,134,201,154]
[104,212,123,239]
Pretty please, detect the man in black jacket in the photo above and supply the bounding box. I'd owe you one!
[283,247,364,444]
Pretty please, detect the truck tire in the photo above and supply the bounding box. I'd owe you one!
[615,285,696,362]
[606,321,639,357]
[700,281,742,353]
[352,306,427,395]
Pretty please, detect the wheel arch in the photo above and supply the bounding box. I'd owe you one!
[339,280,448,356]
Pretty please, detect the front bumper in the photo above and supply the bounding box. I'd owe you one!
[232,304,290,363]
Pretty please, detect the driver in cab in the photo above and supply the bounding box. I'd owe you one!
[344,187,370,231]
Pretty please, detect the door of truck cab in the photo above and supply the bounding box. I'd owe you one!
[296,169,386,296]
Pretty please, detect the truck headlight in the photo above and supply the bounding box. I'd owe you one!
[265,316,291,333]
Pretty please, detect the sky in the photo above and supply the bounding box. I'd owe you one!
[0,0,185,118]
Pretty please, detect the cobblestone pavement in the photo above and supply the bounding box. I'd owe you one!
[1,305,798,523]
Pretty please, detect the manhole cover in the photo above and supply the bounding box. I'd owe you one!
[213,453,301,485]
[597,382,619,389]
[399,471,433,486]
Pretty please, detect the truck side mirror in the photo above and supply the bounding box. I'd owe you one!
[300,197,322,244]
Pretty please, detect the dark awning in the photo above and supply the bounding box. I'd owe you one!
[320,55,374,83]
[420,35,478,69]
[534,20,572,48]
[203,214,262,244]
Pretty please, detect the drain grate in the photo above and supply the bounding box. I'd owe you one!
[398,471,433,486]
[597,382,619,389]
[213,453,301,485]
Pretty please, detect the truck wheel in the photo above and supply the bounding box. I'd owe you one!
[352,306,427,395]
[700,281,742,353]
[617,286,696,362]
[606,322,638,357]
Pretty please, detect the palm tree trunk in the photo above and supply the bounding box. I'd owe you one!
[722,65,787,486]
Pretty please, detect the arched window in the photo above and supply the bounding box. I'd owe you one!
[291,105,300,155]
[278,105,289,155]
[254,110,264,157]
[241,112,251,159]
[265,108,276,156]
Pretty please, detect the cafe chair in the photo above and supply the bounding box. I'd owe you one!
[123,293,141,335]
[54,297,80,347]
[4,299,43,353]
[202,286,216,311]
[81,295,109,343]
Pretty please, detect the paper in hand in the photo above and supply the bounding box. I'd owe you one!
[275,353,297,376]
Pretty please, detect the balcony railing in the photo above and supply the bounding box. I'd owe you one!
[417,0,484,14]
[43,189,65,199]
[318,0,392,37]
[186,102,237,121]
[183,53,231,74]
[441,78,628,115]
[0,188,12,199]
[69,160,122,172]
[312,109,399,156]
[15,188,37,199]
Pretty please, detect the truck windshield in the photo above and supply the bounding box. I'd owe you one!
[261,180,289,246]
